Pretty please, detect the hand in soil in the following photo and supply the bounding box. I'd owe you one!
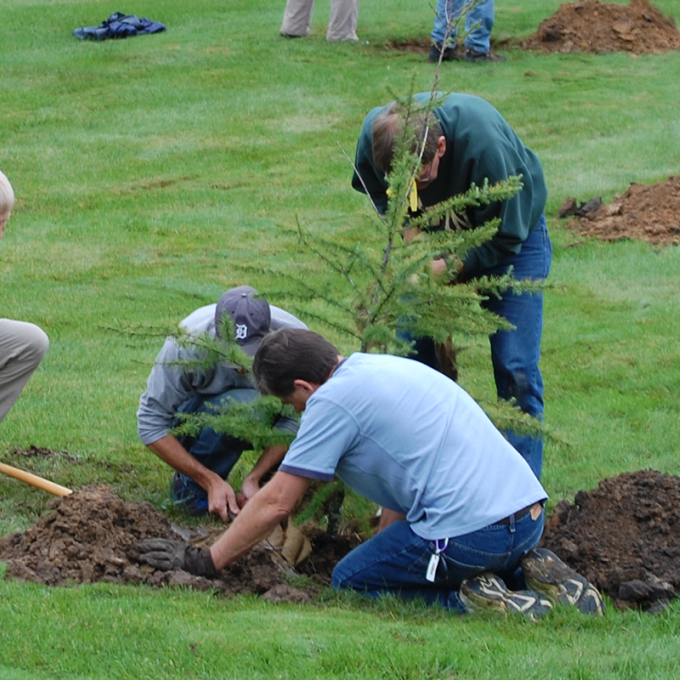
[138,538,217,577]
[207,477,240,522]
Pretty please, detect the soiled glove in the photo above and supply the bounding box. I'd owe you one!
[138,538,217,577]
[265,524,312,568]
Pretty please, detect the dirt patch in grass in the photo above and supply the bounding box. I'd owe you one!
[521,0,680,55]
[382,37,435,56]
[559,175,680,246]
[0,485,360,604]
[11,444,80,462]
[541,469,680,612]
[386,0,679,56]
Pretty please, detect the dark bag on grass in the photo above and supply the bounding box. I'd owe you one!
[73,12,166,41]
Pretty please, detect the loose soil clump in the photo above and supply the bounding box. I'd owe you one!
[521,0,680,55]
[559,175,680,246]
[0,485,359,604]
[541,469,680,612]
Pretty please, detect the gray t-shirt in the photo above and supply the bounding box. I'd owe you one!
[137,305,305,445]
[280,353,547,540]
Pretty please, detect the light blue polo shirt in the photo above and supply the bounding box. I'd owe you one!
[279,353,547,540]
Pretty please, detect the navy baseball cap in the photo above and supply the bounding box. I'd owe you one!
[214,286,271,355]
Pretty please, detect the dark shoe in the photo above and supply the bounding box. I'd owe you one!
[459,573,553,621]
[521,548,606,616]
[171,472,209,517]
[465,48,506,63]
[427,42,459,63]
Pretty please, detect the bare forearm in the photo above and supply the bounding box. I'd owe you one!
[209,493,286,568]
[244,444,288,487]
[210,471,311,569]
[403,225,420,243]
[147,435,220,492]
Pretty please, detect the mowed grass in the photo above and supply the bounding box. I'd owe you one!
[1,0,680,677]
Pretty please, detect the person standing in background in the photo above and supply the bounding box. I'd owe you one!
[429,0,505,63]
[281,0,359,41]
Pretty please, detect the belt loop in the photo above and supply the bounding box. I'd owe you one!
[508,514,516,534]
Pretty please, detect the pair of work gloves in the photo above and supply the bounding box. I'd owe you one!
[138,523,312,577]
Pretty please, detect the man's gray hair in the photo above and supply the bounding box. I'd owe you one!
[371,102,443,174]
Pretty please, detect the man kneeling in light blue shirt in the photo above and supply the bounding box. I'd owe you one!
[140,328,604,618]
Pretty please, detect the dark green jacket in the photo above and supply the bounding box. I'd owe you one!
[352,93,548,277]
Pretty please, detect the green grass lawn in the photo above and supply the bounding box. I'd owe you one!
[2,0,680,677]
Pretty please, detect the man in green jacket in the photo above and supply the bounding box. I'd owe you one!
[352,92,552,479]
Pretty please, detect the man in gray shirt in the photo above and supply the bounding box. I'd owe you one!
[137,286,304,521]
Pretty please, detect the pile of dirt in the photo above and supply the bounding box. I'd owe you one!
[5,475,680,612]
[0,485,359,603]
[541,469,680,612]
[521,0,680,55]
[559,175,680,246]
[386,0,678,57]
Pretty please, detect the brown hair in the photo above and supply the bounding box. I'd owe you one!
[253,328,339,397]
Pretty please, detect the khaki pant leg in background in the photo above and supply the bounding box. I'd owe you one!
[326,0,359,41]
[281,0,315,37]
[0,319,49,423]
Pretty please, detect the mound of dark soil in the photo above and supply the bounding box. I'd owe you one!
[541,469,680,612]
[5,474,680,612]
[522,0,680,55]
[559,174,680,246]
[0,485,359,603]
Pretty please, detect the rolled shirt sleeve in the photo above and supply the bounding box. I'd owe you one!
[137,338,203,446]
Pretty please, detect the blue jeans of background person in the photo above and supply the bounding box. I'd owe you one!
[406,216,552,480]
[431,0,495,54]
[332,511,544,611]
[171,388,258,512]
[480,216,552,480]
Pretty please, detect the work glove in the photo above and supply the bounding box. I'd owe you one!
[138,538,217,577]
[265,523,312,568]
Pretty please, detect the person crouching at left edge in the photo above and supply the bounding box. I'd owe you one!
[0,169,49,426]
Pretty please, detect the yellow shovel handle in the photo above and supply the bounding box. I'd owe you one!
[0,462,73,497]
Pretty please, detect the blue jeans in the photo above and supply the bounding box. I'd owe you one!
[171,388,259,510]
[333,511,544,611]
[405,217,552,480]
[431,0,495,54]
[480,216,552,479]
